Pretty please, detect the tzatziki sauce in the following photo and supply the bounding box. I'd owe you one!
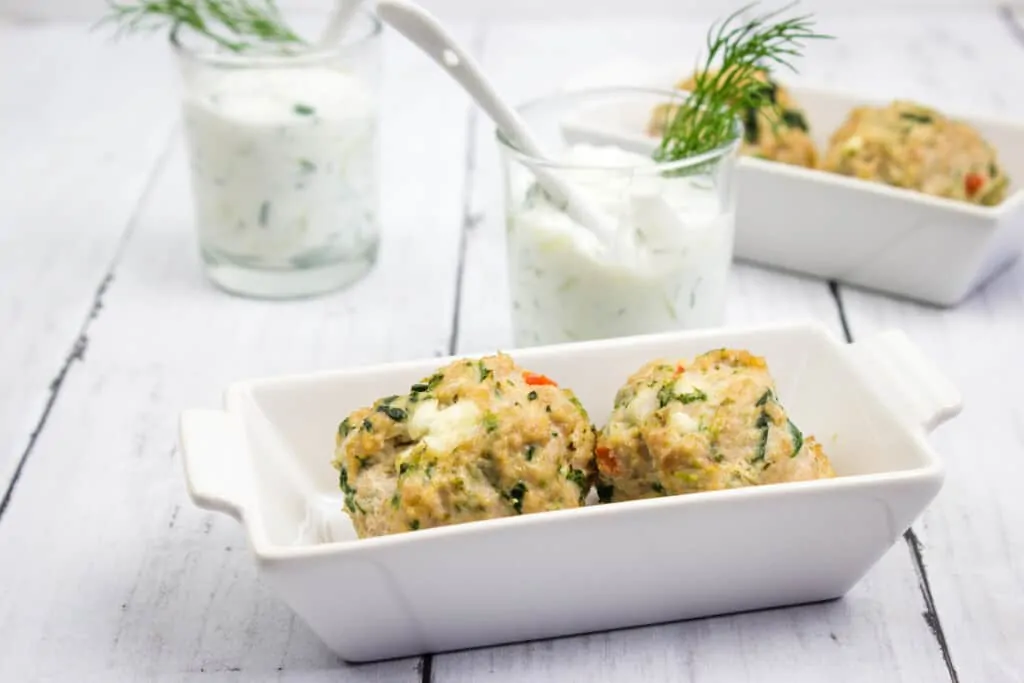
[182,66,378,272]
[505,144,734,347]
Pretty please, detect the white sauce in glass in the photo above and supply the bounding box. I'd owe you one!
[182,67,378,269]
[506,144,734,346]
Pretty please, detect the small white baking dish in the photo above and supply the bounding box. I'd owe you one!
[558,70,1024,306]
[179,323,961,663]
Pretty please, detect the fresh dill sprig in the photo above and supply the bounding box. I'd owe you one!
[654,3,830,162]
[98,0,306,53]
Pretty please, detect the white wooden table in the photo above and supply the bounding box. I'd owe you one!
[2,5,1024,682]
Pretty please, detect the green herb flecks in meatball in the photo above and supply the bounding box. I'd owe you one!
[331,354,597,538]
[596,349,834,503]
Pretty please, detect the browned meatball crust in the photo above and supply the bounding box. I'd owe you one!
[822,100,1008,206]
[596,349,834,503]
[332,354,597,538]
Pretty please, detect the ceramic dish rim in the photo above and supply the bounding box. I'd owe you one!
[247,466,943,563]
[567,68,1024,216]
[720,81,1024,215]
[207,321,948,563]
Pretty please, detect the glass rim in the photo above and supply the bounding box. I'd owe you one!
[495,85,742,172]
[170,8,382,67]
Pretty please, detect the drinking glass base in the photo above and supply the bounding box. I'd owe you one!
[201,244,379,300]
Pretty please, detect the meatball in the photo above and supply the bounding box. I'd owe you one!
[331,353,597,538]
[647,69,818,168]
[596,349,834,503]
[822,100,1009,206]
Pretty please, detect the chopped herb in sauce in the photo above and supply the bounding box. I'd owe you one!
[755,389,774,407]
[525,444,536,461]
[258,200,271,227]
[411,382,429,392]
[391,492,400,509]
[662,292,679,321]
[380,395,399,405]
[426,373,444,390]
[788,419,804,457]
[545,405,552,413]
[377,404,407,422]
[508,482,527,514]
[362,418,373,433]
[483,413,499,432]
[410,520,420,530]
[652,481,666,495]
[399,462,413,476]
[596,482,615,503]
[989,162,998,177]
[338,417,352,438]
[527,390,538,401]
[293,103,316,116]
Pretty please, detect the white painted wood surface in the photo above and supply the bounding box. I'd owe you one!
[1,5,1023,682]
[0,22,179,500]
[840,267,1024,683]
[0,20,475,682]
[823,10,1024,682]
[441,11,1024,683]
[1,0,1011,22]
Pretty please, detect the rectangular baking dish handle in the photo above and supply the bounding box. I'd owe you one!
[846,330,963,433]
[179,409,251,521]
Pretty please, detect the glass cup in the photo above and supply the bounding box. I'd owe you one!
[497,87,741,348]
[173,11,382,299]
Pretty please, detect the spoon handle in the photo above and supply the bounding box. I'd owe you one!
[376,0,547,156]
[377,0,615,240]
[319,0,364,46]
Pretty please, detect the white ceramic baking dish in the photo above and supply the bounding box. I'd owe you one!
[179,322,961,663]
[557,70,1024,307]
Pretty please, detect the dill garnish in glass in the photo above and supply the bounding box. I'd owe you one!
[97,0,306,52]
[654,3,831,163]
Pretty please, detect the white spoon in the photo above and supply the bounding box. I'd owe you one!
[375,0,616,241]
[318,0,363,46]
